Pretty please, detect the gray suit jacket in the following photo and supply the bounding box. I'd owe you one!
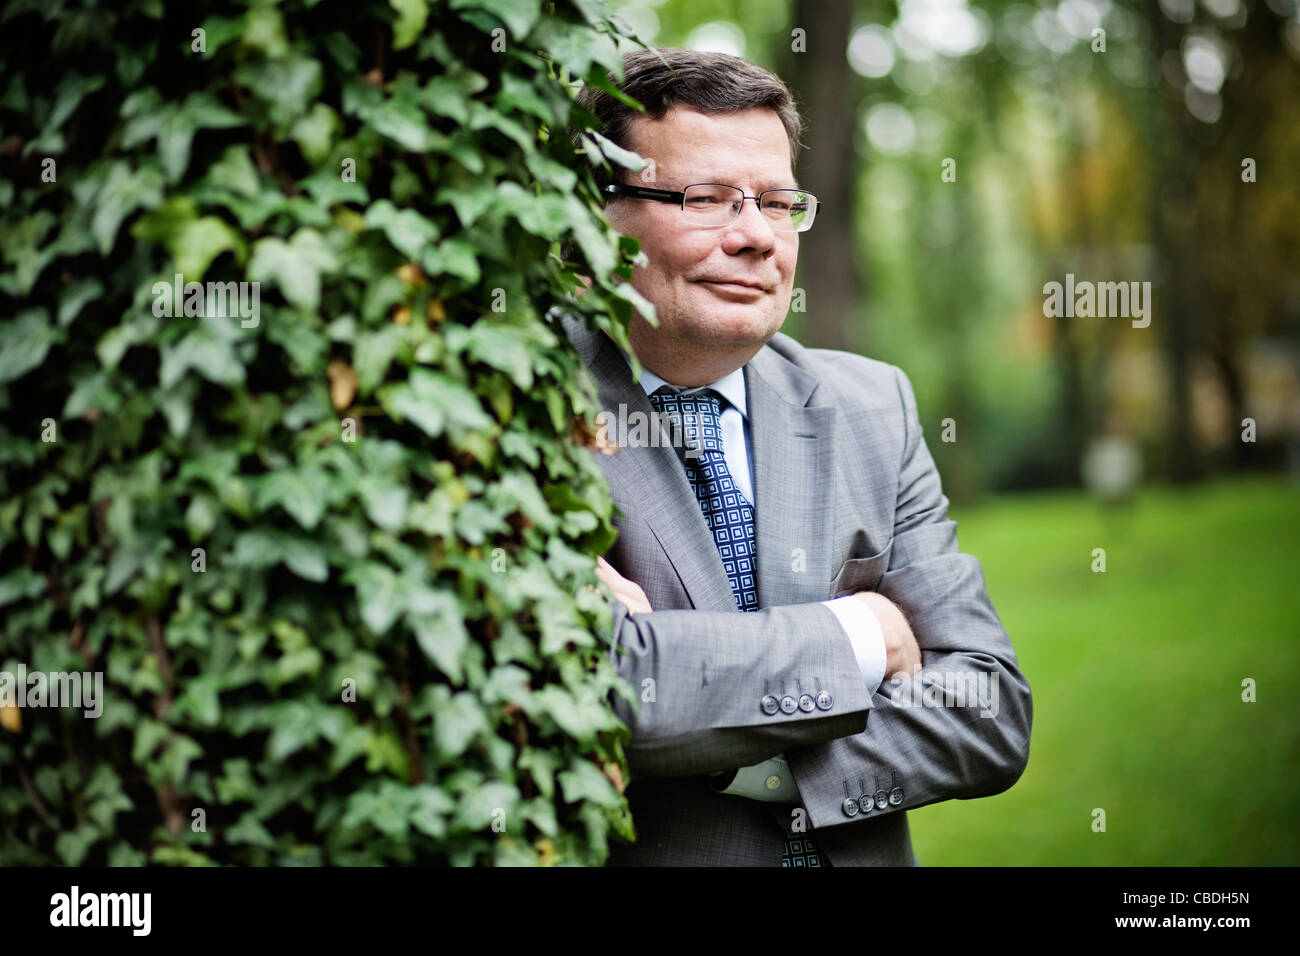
[564,316,1033,866]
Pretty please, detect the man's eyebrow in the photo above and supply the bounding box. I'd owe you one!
[685,178,804,191]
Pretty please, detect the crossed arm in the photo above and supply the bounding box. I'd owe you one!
[598,557,922,682]
[597,559,922,791]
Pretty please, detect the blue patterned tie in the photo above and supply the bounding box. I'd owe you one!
[645,386,758,612]
[646,385,831,867]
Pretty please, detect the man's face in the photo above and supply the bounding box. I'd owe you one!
[604,107,799,374]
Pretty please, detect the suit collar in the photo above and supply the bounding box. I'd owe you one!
[575,315,818,414]
[632,362,749,421]
[744,337,820,409]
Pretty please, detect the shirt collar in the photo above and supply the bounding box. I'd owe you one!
[625,353,749,420]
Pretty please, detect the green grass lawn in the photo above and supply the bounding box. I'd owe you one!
[906,474,1300,865]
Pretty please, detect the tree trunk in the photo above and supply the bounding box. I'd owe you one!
[779,0,862,352]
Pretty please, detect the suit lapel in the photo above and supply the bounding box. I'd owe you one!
[745,349,839,607]
[581,324,738,612]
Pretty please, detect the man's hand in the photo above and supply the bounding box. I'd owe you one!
[595,556,653,615]
[852,591,922,678]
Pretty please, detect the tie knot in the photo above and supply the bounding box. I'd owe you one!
[646,386,725,458]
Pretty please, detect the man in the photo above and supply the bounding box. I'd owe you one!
[566,48,1032,866]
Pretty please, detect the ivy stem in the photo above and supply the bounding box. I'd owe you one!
[143,610,184,836]
[17,762,53,826]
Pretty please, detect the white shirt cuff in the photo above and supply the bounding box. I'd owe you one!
[719,754,799,803]
[822,595,887,696]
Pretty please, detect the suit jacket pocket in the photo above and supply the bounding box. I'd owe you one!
[829,540,893,598]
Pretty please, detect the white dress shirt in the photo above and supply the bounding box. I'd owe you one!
[632,360,887,803]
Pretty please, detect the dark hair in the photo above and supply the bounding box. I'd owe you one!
[573,47,804,198]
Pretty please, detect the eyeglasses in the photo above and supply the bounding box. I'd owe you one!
[603,182,819,233]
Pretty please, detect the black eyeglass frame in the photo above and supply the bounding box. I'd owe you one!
[602,182,820,232]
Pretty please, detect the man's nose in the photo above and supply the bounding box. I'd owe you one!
[724,196,777,251]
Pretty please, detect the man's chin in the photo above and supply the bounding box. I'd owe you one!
[699,305,785,346]
[629,301,785,359]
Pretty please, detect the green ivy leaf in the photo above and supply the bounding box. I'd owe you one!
[234,56,323,128]
[557,759,621,809]
[290,103,340,165]
[390,0,429,50]
[364,199,440,260]
[254,467,334,530]
[353,325,401,392]
[0,308,60,384]
[408,588,469,682]
[422,238,480,283]
[132,197,245,280]
[587,130,647,172]
[248,229,338,312]
[378,368,493,439]
[429,686,490,760]
[92,161,165,255]
[449,0,540,39]
[160,327,246,388]
[226,813,277,848]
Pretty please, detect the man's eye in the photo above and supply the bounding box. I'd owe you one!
[686,197,720,205]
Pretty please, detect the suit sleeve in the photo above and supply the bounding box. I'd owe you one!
[605,599,873,778]
[784,365,1033,830]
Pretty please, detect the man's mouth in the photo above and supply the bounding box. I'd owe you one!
[699,279,768,296]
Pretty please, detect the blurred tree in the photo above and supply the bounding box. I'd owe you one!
[777,0,866,351]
